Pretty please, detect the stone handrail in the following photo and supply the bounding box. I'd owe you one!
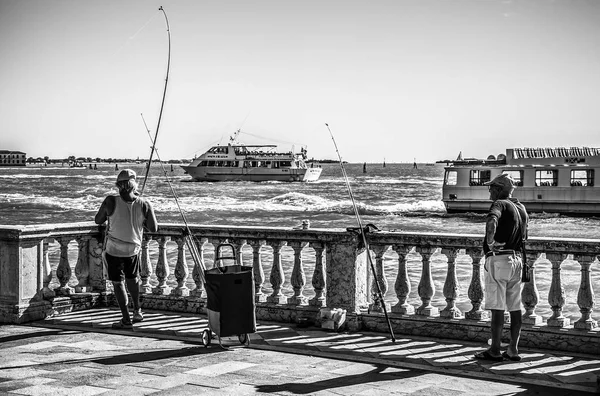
[0,222,598,354]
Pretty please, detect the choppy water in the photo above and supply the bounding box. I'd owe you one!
[1,163,598,321]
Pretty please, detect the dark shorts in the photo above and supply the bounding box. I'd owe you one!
[105,252,140,282]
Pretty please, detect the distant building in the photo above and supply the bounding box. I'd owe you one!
[0,150,26,166]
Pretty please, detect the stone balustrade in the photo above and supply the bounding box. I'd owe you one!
[0,222,598,354]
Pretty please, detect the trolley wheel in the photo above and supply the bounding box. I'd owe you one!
[238,333,249,345]
[201,329,212,347]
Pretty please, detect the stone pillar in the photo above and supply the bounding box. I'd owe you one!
[55,237,73,296]
[416,246,439,316]
[171,237,190,297]
[392,245,414,314]
[369,244,390,313]
[152,237,171,295]
[191,237,207,298]
[522,252,542,325]
[546,253,570,328]
[309,242,326,307]
[249,240,266,303]
[325,235,368,315]
[465,249,488,320]
[74,236,90,293]
[288,241,308,306]
[267,241,287,304]
[140,236,153,294]
[440,248,462,319]
[0,230,50,323]
[573,254,597,330]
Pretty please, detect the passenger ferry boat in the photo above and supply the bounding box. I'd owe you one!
[181,131,322,182]
[441,147,600,215]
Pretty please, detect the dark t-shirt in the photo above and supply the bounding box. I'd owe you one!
[483,198,528,254]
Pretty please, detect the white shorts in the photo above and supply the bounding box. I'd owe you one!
[484,253,523,312]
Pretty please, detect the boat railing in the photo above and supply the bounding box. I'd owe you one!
[1,222,598,354]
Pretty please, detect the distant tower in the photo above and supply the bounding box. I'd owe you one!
[413,158,417,169]
[363,162,367,173]
[383,158,386,168]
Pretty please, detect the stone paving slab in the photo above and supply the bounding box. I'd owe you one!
[0,307,598,395]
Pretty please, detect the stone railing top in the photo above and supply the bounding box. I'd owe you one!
[0,222,599,257]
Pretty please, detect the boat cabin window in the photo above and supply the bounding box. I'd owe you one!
[535,170,558,186]
[444,170,458,186]
[570,169,594,186]
[208,146,228,154]
[280,161,292,167]
[469,169,491,186]
[501,170,523,186]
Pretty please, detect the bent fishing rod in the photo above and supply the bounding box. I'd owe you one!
[138,7,205,280]
[325,123,396,343]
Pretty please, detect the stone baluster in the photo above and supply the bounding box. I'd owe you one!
[40,239,55,300]
[172,236,190,297]
[440,248,462,319]
[267,241,287,304]
[369,244,390,313]
[521,251,542,325]
[54,237,73,296]
[392,245,414,314]
[573,254,598,330]
[152,237,171,295]
[465,249,488,320]
[140,236,153,294]
[249,240,266,303]
[191,237,207,297]
[309,242,326,307]
[546,253,570,328]
[74,236,90,293]
[230,238,247,265]
[288,241,308,306]
[416,246,439,316]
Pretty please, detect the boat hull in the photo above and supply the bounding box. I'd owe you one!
[181,166,322,182]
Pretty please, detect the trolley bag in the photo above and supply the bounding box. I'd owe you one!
[205,264,256,339]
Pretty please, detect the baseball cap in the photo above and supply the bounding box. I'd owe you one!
[117,169,137,182]
[484,173,515,189]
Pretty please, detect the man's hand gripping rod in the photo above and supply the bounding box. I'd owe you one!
[325,123,396,343]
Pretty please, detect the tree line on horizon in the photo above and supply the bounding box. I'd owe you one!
[27,155,187,164]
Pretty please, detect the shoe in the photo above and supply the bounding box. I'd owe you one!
[474,350,503,362]
[132,309,144,323]
[502,351,522,362]
[112,319,134,330]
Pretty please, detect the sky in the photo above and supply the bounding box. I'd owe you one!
[1,0,600,163]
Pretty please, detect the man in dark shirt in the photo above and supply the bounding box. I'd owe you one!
[475,173,528,362]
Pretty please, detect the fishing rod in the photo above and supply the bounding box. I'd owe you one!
[325,123,396,343]
[139,7,205,281]
[140,5,171,196]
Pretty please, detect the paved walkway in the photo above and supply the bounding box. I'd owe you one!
[1,308,599,395]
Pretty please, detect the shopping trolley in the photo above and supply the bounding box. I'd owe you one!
[201,243,256,348]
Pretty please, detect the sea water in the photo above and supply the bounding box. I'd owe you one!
[1,163,598,320]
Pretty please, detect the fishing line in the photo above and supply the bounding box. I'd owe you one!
[325,123,396,343]
[111,11,160,58]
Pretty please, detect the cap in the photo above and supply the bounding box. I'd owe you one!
[117,169,137,182]
[484,173,515,189]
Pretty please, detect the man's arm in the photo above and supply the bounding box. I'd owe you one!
[95,197,109,224]
[143,201,159,232]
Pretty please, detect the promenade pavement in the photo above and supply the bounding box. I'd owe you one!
[1,308,599,395]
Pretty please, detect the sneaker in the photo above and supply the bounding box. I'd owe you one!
[132,309,144,323]
[112,319,134,330]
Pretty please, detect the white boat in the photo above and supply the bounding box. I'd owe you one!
[441,147,600,215]
[181,131,322,182]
